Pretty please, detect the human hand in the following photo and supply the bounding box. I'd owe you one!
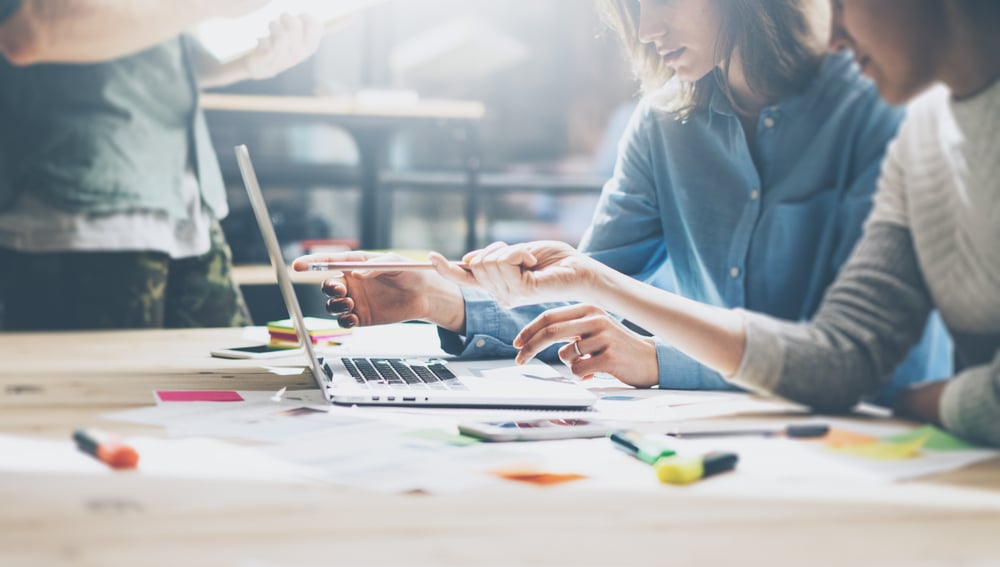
[243,13,323,80]
[292,252,466,332]
[893,380,947,426]
[511,304,660,387]
[429,240,602,307]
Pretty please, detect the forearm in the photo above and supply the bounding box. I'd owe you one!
[732,222,934,412]
[0,0,214,65]
[441,287,568,361]
[582,264,747,377]
[425,283,468,335]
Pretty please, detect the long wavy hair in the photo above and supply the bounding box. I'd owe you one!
[597,0,828,118]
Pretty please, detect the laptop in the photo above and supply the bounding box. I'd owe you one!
[234,145,597,409]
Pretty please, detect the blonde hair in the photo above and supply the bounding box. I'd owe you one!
[597,0,828,118]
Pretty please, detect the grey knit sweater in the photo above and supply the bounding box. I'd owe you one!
[731,82,1000,447]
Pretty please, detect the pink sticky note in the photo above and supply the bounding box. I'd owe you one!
[156,390,245,402]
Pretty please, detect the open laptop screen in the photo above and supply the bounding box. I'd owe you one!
[234,145,332,395]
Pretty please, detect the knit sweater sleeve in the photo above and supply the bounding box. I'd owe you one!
[730,220,934,414]
[731,219,1000,447]
[940,352,1000,447]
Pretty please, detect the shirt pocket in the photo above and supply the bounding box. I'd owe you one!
[750,188,842,319]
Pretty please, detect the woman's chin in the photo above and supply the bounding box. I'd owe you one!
[672,66,704,83]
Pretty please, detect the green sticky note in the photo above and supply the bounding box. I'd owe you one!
[884,425,976,451]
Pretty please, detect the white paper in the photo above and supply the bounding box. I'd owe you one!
[196,0,386,62]
[0,434,320,483]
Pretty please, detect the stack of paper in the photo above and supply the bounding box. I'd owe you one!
[267,317,352,347]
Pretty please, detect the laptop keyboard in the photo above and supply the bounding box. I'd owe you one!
[341,358,468,390]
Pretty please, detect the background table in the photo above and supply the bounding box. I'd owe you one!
[202,93,486,251]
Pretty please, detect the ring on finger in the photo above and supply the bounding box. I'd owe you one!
[573,340,584,358]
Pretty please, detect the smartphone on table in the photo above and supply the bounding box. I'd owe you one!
[209,344,302,360]
[458,418,613,442]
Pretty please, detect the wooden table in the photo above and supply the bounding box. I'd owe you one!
[2,327,999,566]
[202,93,486,251]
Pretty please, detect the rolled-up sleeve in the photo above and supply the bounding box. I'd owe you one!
[657,341,742,391]
[438,287,569,361]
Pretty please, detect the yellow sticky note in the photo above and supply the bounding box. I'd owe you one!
[822,428,880,449]
[830,433,930,461]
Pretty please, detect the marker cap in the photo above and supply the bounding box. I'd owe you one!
[96,442,140,469]
[654,451,738,485]
[654,457,704,485]
[73,428,139,470]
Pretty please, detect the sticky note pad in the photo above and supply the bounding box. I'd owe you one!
[822,427,880,449]
[830,434,929,461]
[884,425,976,451]
[266,317,352,346]
[156,390,245,402]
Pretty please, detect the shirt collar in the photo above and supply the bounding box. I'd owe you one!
[707,52,847,119]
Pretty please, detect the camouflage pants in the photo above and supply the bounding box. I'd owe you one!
[0,221,251,330]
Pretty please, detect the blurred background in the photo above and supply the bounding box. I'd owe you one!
[208,0,638,263]
[199,0,642,323]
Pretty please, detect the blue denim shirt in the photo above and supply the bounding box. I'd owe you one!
[440,52,952,403]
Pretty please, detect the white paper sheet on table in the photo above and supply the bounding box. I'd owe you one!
[0,434,320,483]
[96,383,999,497]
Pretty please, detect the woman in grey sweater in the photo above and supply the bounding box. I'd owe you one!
[432,0,1000,447]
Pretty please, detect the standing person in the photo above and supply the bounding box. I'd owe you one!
[432,0,1000,447]
[295,0,949,404]
[0,1,321,330]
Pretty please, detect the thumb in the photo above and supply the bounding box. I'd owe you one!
[507,248,538,270]
[429,252,477,286]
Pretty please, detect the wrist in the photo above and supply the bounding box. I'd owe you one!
[423,283,467,335]
[639,337,662,388]
[893,380,946,426]
[580,259,616,305]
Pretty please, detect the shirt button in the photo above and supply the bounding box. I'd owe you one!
[750,190,760,200]
[475,339,486,348]
[763,117,776,128]
[730,266,741,278]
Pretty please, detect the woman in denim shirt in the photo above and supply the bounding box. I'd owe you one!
[297,0,949,403]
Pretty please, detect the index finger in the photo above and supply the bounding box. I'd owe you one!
[514,305,594,364]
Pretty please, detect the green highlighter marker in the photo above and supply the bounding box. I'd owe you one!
[610,431,739,485]
[609,430,677,465]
